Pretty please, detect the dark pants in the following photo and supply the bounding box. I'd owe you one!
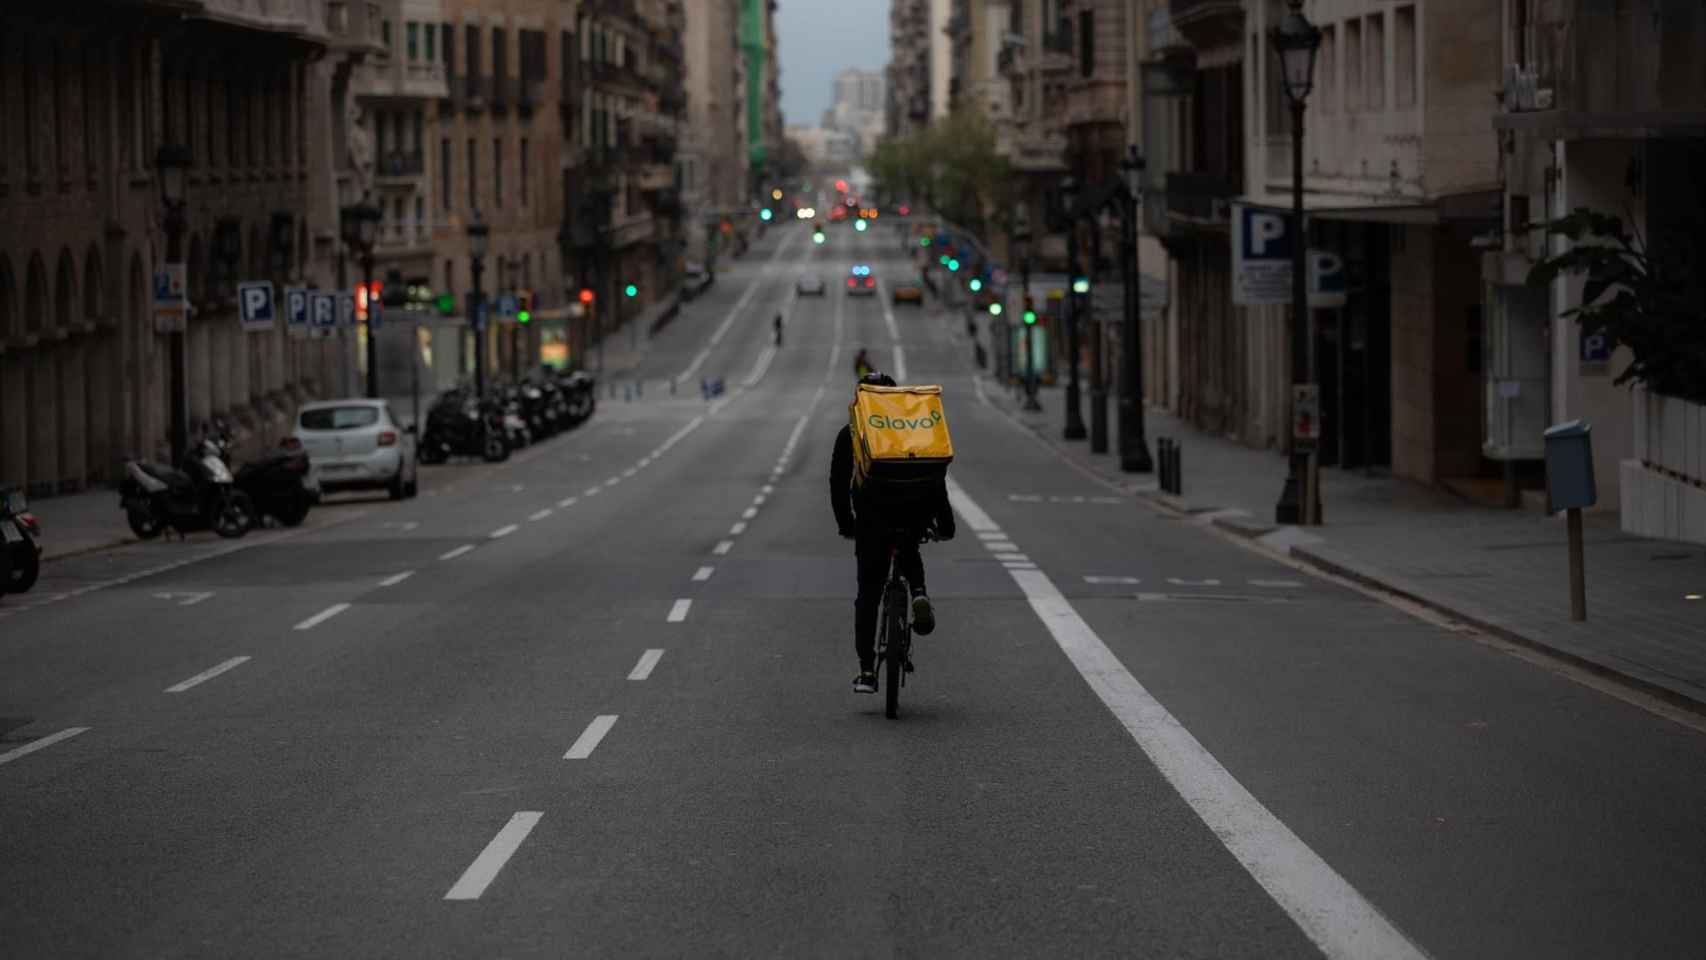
[854,527,926,667]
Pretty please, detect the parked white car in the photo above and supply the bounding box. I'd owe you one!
[290,399,418,500]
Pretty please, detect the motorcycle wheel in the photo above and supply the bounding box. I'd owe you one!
[275,495,310,528]
[127,504,165,540]
[418,441,447,465]
[9,541,40,592]
[482,431,510,463]
[214,491,256,538]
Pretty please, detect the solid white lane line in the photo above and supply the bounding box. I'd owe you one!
[564,715,619,759]
[557,497,578,508]
[944,477,1428,960]
[742,507,758,520]
[294,603,351,631]
[743,344,778,386]
[947,483,1001,534]
[443,812,543,901]
[0,726,90,766]
[627,649,665,681]
[659,415,707,451]
[729,521,747,535]
[489,524,519,540]
[713,540,734,555]
[440,544,475,560]
[165,656,251,694]
[892,345,908,384]
[528,508,553,522]
[692,566,714,582]
[667,599,692,622]
[379,571,416,588]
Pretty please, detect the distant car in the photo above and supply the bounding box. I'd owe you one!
[796,274,826,297]
[291,399,418,500]
[891,277,925,305]
[846,264,877,297]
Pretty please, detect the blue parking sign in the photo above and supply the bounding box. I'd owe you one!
[310,292,337,337]
[238,281,275,332]
[285,287,309,338]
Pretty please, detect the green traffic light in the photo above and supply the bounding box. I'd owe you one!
[855,220,868,232]
[919,237,931,247]
[1023,310,1037,325]
[947,259,960,272]
[518,310,531,324]
[625,284,638,298]
[969,278,982,292]
[813,232,826,244]
[1072,277,1090,294]
[760,208,774,221]
[988,303,1003,316]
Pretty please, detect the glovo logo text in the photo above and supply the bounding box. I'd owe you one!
[867,410,943,431]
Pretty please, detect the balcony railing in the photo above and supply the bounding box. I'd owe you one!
[1498,0,1706,122]
[377,150,425,179]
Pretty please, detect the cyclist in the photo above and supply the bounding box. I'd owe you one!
[774,313,784,346]
[852,348,874,379]
[829,372,956,694]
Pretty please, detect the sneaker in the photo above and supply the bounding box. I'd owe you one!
[910,594,936,635]
[853,671,878,694]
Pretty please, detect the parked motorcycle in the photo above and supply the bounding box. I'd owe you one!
[120,438,256,539]
[235,441,317,527]
[558,370,597,426]
[0,485,42,596]
[418,388,509,464]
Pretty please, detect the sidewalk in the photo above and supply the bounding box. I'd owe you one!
[985,379,1706,711]
[23,486,132,560]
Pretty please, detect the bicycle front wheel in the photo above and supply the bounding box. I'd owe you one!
[884,592,906,719]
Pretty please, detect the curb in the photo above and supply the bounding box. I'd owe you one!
[1289,544,1706,718]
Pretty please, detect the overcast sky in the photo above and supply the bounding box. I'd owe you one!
[775,0,889,126]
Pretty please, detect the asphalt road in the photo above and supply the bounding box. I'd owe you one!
[4,220,1706,959]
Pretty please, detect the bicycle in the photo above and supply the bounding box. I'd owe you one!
[875,527,930,719]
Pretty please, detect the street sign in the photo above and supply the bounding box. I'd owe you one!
[285,287,309,339]
[310,292,337,338]
[1579,325,1611,375]
[497,293,518,317]
[337,293,357,328]
[1232,204,1295,306]
[1292,383,1321,453]
[152,263,188,333]
[237,281,275,333]
[1308,250,1347,308]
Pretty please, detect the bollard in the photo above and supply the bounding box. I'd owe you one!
[1157,438,1173,494]
[1174,441,1183,495]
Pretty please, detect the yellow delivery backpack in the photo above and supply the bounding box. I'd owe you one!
[849,383,954,511]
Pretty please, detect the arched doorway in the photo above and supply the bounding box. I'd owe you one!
[24,253,55,496]
[129,251,154,459]
[84,244,113,483]
[55,248,86,489]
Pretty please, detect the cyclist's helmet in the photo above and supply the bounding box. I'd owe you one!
[859,372,897,387]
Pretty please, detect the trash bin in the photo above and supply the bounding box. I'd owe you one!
[1543,419,1596,511]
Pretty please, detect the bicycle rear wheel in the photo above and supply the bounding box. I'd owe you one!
[884,586,907,719]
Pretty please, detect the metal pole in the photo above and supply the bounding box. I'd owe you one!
[1064,218,1086,439]
[166,211,187,464]
[1276,99,1310,524]
[1119,188,1152,473]
[1021,255,1041,412]
[363,252,377,398]
[1567,507,1586,620]
[471,256,486,399]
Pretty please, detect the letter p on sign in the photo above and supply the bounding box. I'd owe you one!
[1250,212,1286,257]
[238,281,275,333]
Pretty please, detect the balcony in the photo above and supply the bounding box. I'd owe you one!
[1168,0,1242,50]
[326,0,384,56]
[1008,130,1067,173]
[1494,0,1706,134]
[376,150,425,183]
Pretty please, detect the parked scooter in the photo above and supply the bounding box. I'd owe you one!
[0,485,42,596]
[558,370,597,426]
[418,388,509,464]
[120,437,256,539]
[235,441,317,527]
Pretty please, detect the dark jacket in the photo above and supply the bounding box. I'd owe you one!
[829,425,955,539]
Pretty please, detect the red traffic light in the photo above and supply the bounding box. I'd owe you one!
[578,288,595,304]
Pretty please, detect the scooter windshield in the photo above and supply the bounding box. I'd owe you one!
[202,456,234,483]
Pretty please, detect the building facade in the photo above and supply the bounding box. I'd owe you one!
[682,0,748,264]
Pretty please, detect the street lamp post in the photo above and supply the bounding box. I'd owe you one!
[157,144,191,464]
[355,203,381,398]
[1117,145,1153,473]
[1060,177,1087,440]
[1013,213,1041,412]
[467,211,490,398]
[1270,0,1323,525]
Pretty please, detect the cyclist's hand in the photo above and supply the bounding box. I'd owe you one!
[838,525,857,540]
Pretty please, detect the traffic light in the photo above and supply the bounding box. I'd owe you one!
[517,291,533,324]
[578,288,595,304]
[854,219,868,232]
[919,236,931,247]
[760,208,774,222]
[1072,276,1090,294]
[772,188,784,201]
[968,278,983,292]
[813,231,826,244]
[988,302,1003,316]
[1023,295,1037,325]
[624,283,639,298]
[938,254,949,265]
[947,258,960,272]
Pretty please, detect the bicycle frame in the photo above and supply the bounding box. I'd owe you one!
[876,535,914,718]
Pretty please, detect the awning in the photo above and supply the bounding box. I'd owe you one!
[1236,186,1501,226]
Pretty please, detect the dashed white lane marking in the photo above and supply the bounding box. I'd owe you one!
[729,522,747,535]
[564,715,619,759]
[667,599,692,623]
[976,530,1007,540]
[741,507,759,520]
[584,487,602,497]
[440,544,475,560]
[622,467,637,478]
[511,484,525,493]
[713,540,734,555]
[153,591,214,606]
[605,477,621,487]
[638,458,652,468]
[991,553,1030,562]
[294,603,352,631]
[1251,579,1306,589]
[165,656,251,693]
[743,344,779,387]
[557,497,578,508]
[1166,577,1222,587]
[984,541,1019,552]
[628,649,665,681]
[944,476,1427,960]
[444,812,543,901]
[379,571,416,588]
[659,415,707,452]
[528,508,553,522]
[0,726,90,766]
[1004,562,1038,570]
[1085,575,1142,585]
[752,494,767,506]
[490,524,519,540]
[761,484,775,494]
[692,566,714,582]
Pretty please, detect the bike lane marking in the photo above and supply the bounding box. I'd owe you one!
[627,649,665,681]
[563,715,619,759]
[293,603,351,631]
[0,726,90,767]
[667,599,692,623]
[164,656,251,694]
[944,475,1428,960]
[444,812,543,901]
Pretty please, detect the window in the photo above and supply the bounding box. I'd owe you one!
[440,137,451,210]
[492,28,508,107]
[1344,18,1362,111]
[407,22,419,61]
[1394,5,1417,109]
[414,196,424,234]
[520,137,529,205]
[493,138,504,208]
[382,20,393,51]
[465,24,482,82]
[466,137,477,208]
[1319,25,1336,113]
[1079,11,1094,78]
[1366,13,1385,111]
[444,258,456,299]
[299,406,380,430]
[424,23,435,62]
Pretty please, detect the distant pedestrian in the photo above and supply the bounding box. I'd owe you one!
[774,313,784,347]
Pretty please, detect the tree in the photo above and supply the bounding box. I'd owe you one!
[776,135,809,182]
[1527,207,1706,404]
[865,107,1013,233]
